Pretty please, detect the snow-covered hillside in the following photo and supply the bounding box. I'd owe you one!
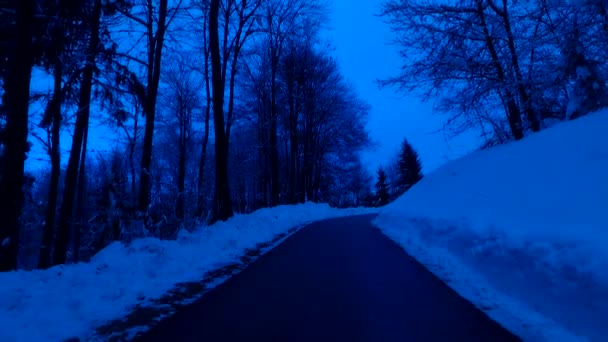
[374,111,608,341]
[0,204,376,342]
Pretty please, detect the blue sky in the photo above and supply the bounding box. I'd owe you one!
[328,0,478,173]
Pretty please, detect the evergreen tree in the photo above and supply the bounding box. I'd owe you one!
[396,138,423,195]
[375,167,389,207]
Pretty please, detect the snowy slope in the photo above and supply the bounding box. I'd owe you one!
[0,203,376,342]
[374,110,608,341]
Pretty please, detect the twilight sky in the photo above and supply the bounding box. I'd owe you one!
[328,0,477,173]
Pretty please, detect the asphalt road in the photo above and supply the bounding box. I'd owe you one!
[136,214,521,342]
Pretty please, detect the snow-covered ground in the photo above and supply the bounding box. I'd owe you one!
[0,203,376,342]
[374,110,608,342]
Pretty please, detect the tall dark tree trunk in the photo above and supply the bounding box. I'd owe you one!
[38,61,63,269]
[139,0,168,213]
[53,0,101,266]
[209,0,233,223]
[0,0,35,271]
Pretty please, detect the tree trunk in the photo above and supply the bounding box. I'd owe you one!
[73,123,89,263]
[197,14,212,217]
[489,0,540,132]
[209,0,234,223]
[38,61,63,269]
[287,59,301,204]
[139,0,168,213]
[476,0,523,140]
[53,0,101,266]
[176,134,186,219]
[269,52,280,206]
[129,113,138,209]
[0,0,35,271]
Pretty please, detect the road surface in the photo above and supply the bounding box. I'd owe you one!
[137,214,520,341]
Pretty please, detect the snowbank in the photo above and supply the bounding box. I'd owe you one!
[0,203,376,342]
[374,111,608,341]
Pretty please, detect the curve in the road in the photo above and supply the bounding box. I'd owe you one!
[136,214,521,342]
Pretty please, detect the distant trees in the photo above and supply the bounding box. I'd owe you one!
[395,138,422,196]
[157,59,202,220]
[373,138,423,206]
[375,167,390,207]
[380,0,608,143]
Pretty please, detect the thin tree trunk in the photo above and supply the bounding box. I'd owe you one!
[209,0,233,223]
[53,0,101,266]
[288,84,299,204]
[139,0,168,213]
[197,14,212,217]
[225,49,239,144]
[39,61,63,269]
[128,100,139,210]
[0,0,35,271]
[269,51,280,206]
[73,123,89,263]
[489,0,540,132]
[176,130,186,219]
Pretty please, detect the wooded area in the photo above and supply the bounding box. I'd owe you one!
[0,0,376,270]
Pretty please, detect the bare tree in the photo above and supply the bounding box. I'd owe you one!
[115,0,183,213]
[380,0,608,143]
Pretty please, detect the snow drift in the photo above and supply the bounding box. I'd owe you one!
[0,203,375,342]
[374,110,608,342]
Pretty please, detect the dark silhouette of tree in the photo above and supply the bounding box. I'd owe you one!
[53,0,103,266]
[158,58,202,219]
[37,0,90,268]
[0,0,35,271]
[38,0,66,269]
[375,167,390,207]
[195,0,212,217]
[209,0,234,223]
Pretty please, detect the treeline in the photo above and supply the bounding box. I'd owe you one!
[381,0,608,144]
[0,0,373,270]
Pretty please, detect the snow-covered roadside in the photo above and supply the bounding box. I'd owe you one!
[374,111,608,342]
[0,203,377,342]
